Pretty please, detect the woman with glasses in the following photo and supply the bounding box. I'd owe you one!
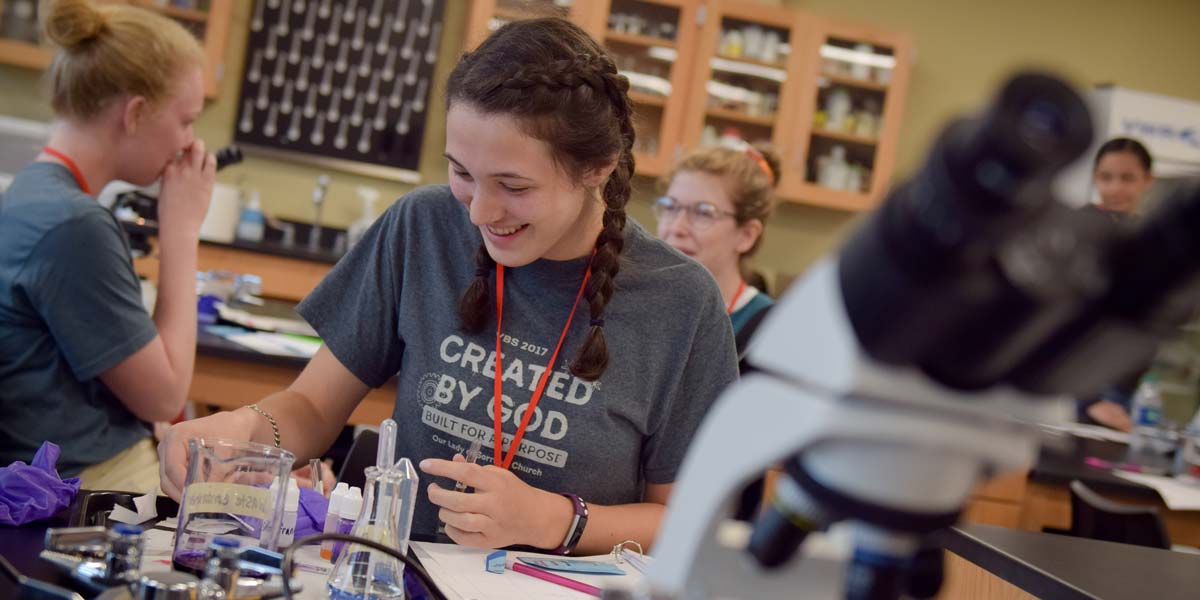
[655,143,779,357]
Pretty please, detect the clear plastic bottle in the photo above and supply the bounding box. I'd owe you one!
[819,145,850,190]
[277,478,300,549]
[1126,373,1171,472]
[331,486,363,562]
[326,459,419,600]
[322,482,352,560]
[347,186,381,249]
[1132,373,1164,428]
[235,191,265,242]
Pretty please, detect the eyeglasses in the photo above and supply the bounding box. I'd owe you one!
[652,196,737,227]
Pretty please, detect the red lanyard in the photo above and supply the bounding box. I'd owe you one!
[492,263,592,470]
[41,146,91,195]
[727,280,747,315]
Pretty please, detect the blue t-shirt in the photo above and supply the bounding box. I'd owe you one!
[0,162,156,475]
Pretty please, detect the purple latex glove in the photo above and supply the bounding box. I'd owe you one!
[0,442,81,526]
[295,487,329,539]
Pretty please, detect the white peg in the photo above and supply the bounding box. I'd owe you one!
[239,99,255,133]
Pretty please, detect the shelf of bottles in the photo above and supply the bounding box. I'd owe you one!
[805,35,895,195]
[696,15,790,154]
[0,0,222,92]
[602,0,684,174]
[0,0,52,68]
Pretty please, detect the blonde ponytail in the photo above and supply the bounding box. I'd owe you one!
[42,0,204,120]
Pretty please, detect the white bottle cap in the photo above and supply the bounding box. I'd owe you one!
[327,481,350,516]
[340,487,363,519]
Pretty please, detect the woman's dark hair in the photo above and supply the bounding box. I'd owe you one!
[447,18,635,381]
[1093,137,1153,173]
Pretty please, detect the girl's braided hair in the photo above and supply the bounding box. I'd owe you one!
[447,18,635,381]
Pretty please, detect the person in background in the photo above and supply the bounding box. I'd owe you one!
[1091,136,1154,215]
[656,143,779,521]
[1078,137,1154,431]
[656,142,779,360]
[0,0,214,490]
[159,18,737,555]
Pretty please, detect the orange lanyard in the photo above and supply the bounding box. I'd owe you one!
[726,280,746,315]
[41,146,91,195]
[492,263,592,470]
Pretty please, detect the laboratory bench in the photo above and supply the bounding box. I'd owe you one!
[936,523,1200,600]
[129,222,340,304]
[192,326,396,427]
[4,503,1197,600]
[126,223,395,426]
[939,434,1200,599]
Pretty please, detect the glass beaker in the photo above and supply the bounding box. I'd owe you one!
[172,438,295,574]
[327,459,418,600]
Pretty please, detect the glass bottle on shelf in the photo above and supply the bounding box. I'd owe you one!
[0,0,41,44]
[805,36,896,195]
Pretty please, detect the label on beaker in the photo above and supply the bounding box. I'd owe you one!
[182,482,273,520]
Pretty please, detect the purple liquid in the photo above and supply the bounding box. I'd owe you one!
[172,551,207,575]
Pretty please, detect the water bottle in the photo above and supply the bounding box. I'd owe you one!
[235,191,265,242]
[1132,374,1164,428]
[1126,374,1171,472]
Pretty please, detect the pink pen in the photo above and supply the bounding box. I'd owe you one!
[1085,456,1145,473]
[510,560,602,597]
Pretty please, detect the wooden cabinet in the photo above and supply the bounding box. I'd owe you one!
[463,0,606,49]
[680,1,804,185]
[0,0,233,98]
[598,0,702,178]
[780,17,912,211]
[464,0,912,212]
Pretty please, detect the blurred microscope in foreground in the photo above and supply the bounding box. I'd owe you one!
[617,71,1200,599]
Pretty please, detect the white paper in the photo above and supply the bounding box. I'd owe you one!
[1039,422,1131,445]
[412,542,643,600]
[1114,471,1200,510]
[224,331,321,358]
[108,491,159,524]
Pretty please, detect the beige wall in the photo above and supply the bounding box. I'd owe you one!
[3,0,1199,288]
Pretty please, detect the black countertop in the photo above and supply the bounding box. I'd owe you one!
[939,524,1200,600]
[1031,434,1159,500]
[196,326,309,369]
[123,220,345,265]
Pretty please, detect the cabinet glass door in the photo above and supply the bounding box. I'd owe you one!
[805,36,895,196]
[0,0,42,46]
[780,19,911,210]
[601,0,697,177]
[681,2,801,179]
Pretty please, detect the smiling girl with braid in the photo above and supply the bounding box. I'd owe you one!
[158,18,737,554]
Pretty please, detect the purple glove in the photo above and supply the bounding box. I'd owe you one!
[0,442,81,526]
[295,487,329,539]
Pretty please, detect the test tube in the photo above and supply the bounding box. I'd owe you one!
[377,419,397,469]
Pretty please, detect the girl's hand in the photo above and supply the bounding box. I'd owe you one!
[157,139,215,239]
[420,456,573,549]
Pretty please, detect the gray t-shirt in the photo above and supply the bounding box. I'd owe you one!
[298,185,737,537]
[0,162,156,476]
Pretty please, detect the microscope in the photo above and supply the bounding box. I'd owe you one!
[628,71,1200,600]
